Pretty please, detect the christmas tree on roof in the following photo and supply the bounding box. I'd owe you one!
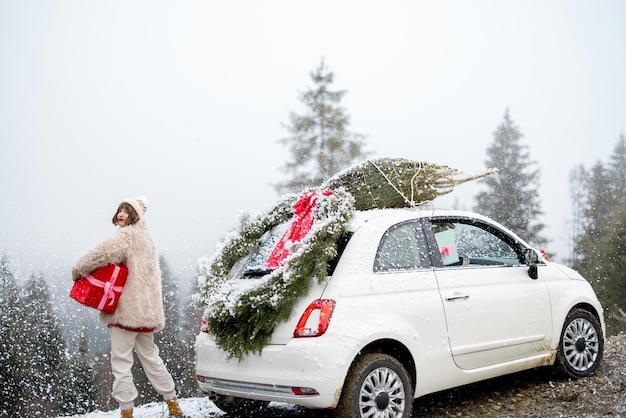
[324,157,498,210]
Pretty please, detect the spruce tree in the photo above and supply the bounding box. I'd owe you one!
[180,272,203,397]
[155,256,190,396]
[577,134,626,265]
[20,272,71,416]
[594,200,626,334]
[567,165,587,265]
[0,256,27,417]
[575,161,612,274]
[474,109,547,248]
[607,133,626,205]
[68,327,99,414]
[91,349,115,411]
[573,134,626,333]
[275,59,369,194]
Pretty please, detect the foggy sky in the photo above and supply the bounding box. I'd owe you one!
[1,0,625,284]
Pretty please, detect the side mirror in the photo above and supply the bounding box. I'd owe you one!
[524,248,539,265]
[524,248,539,280]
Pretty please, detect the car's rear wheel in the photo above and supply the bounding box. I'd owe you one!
[209,392,269,415]
[335,353,412,418]
[555,308,603,378]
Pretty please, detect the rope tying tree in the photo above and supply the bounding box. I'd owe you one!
[324,157,498,210]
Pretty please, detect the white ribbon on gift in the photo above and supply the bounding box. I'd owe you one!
[86,265,124,311]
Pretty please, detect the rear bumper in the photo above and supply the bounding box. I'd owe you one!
[195,332,354,409]
[197,375,319,400]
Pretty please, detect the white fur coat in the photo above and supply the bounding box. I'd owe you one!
[72,220,165,331]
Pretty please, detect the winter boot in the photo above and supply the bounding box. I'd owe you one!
[120,408,133,418]
[165,397,183,417]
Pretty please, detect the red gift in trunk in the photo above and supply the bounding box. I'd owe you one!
[70,264,128,313]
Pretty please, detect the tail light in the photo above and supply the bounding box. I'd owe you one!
[294,299,336,338]
[292,386,319,395]
[200,320,210,334]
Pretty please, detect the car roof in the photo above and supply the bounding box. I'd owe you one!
[347,206,476,227]
[347,206,530,247]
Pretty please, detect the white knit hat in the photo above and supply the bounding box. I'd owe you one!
[121,195,149,219]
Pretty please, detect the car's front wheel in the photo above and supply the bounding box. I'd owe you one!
[335,353,412,418]
[209,392,269,416]
[555,308,604,378]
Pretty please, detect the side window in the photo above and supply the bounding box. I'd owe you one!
[431,221,520,267]
[375,222,431,272]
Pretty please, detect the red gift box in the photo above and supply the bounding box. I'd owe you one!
[70,264,128,313]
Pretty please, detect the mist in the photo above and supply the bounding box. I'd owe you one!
[1,0,625,289]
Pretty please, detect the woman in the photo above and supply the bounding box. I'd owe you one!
[72,196,183,418]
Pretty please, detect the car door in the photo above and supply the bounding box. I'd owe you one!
[425,217,552,370]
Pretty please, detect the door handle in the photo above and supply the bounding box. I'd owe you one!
[445,294,470,301]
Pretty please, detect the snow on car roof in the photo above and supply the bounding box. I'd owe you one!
[347,206,468,228]
[346,206,531,248]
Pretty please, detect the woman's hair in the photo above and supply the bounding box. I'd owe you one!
[112,202,140,226]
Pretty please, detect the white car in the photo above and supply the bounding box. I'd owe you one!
[196,208,605,418]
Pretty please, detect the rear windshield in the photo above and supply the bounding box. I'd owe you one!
[229,227,284,280]
[230,228,353,280]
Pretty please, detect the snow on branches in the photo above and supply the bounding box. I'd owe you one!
[195,189,355,360]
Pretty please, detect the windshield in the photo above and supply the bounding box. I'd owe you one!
[229,226,286,280]
[230,226,353,280]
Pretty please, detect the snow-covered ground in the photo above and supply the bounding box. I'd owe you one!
[64,398,223,418]
[63,398,301,418]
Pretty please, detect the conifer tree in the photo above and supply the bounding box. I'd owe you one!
[595,201,626,333]
[574,161,612,274]
[155,256,190,395]
[573,134,626,333]
[275,59,369,194]
[474,109,547,247]
[20,272,71,416]
[91,350,115,411]
[180,277,203,397]
[608,133,626,205]
[0,256,27,417]
[567,165,587,265]
[577,135,626,266]
[68,327,99,414]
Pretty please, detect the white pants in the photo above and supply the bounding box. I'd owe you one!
[109,326,177,410]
